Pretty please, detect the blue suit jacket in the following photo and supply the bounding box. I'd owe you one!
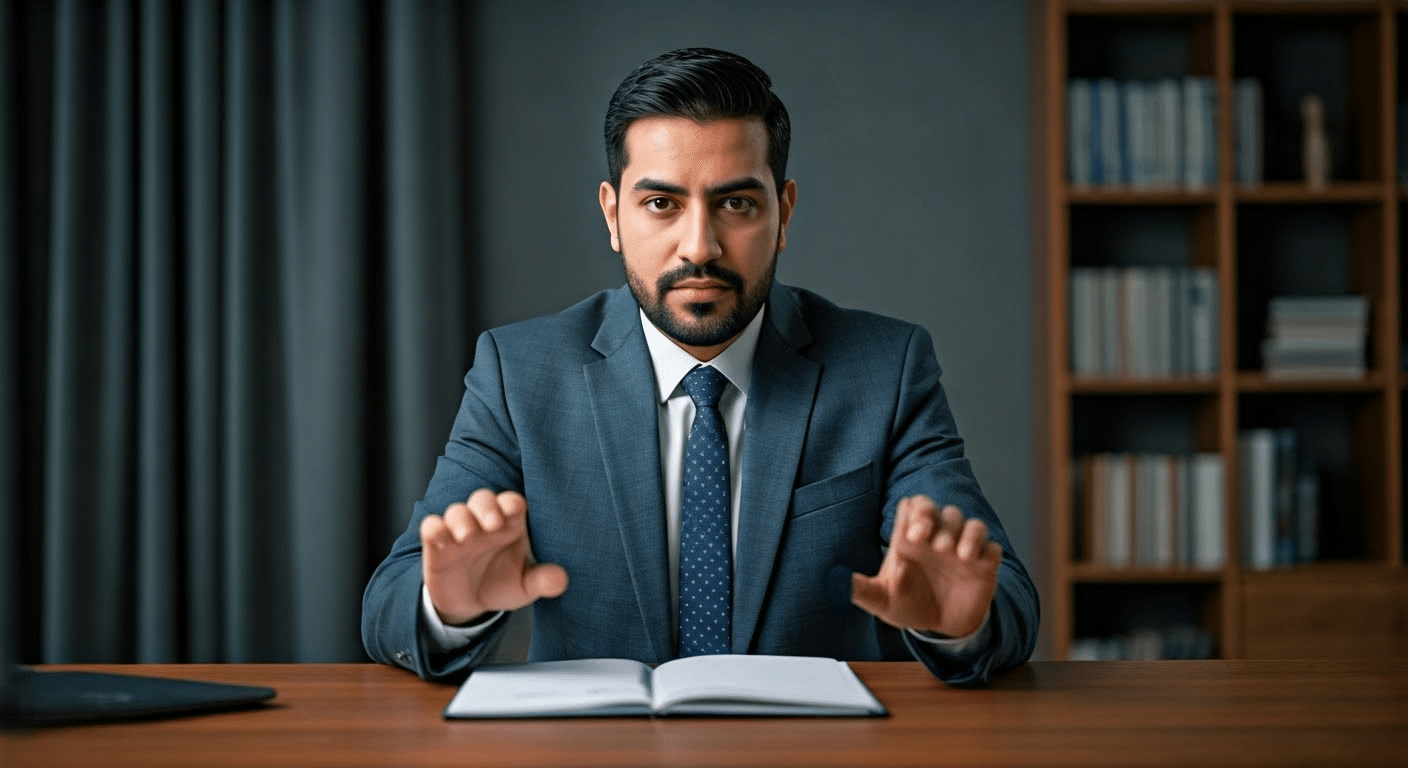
[362,283,1038,685]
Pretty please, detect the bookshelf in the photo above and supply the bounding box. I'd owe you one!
[1036,0,1408,661]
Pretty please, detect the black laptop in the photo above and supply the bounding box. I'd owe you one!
[1,665,277,727]
[0,585,275,727]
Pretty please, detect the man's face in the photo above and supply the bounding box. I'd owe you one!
[599,116,797,361]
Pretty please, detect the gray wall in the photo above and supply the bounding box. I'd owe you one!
[467,1,1038,600]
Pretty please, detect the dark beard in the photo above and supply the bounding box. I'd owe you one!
[625,255,776,349]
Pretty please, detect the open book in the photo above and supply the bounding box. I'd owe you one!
[443,655,887,719]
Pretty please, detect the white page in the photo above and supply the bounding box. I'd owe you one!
[650,655,884,716]
[445,658,653,718]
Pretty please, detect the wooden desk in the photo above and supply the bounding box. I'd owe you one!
[3,660,1406,766]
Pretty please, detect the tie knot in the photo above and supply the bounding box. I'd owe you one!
[681,366,728,409]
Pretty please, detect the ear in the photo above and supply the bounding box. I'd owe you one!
[599,181,621,253]
[776,179,798,253]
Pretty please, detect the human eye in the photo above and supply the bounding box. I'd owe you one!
[720,196,756,212]
[644,196,676,213]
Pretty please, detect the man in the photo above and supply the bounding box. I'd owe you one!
[362,48,1038,686]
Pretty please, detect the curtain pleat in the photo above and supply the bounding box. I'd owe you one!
[5,0,475,663]
[180,0,224,663]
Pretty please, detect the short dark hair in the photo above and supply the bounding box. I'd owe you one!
[604,48,791,193]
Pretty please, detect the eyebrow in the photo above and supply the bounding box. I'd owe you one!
[631,177,769,197]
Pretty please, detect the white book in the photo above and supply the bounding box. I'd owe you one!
[1156,78,1182,186]
[1151,455,1176,567]
[445,656,886,719]
[1170,269,1188,375]
[1068,79,1093,186]
[1123,270,1148,377]
[1126,81,1151,187]
[1100,268,1122,376]
[1134,454,1158,566]
[1175,455,1194,566]
[1070,269,1098,375]
[1189,268,1218,375]
[1192,452,1225,569]
[1182,77,1208,189]
[1107,454,1133,566]
[1150,268,1173,377]
[1238,430,1276,571]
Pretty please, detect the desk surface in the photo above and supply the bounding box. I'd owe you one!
[3,660,1406,767]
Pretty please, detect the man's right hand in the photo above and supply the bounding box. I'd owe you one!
[420,489,569,626]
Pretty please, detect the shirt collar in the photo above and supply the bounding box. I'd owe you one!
[640,306,764,404]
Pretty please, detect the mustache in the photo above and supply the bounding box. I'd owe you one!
[655,261,745,295]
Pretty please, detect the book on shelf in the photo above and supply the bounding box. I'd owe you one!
[1262,295,1368,378]
[1235,78,1263,185]
[1237,428,1319,569]
[1066,77,1216,189]
[1191,453,1226,570]
[443,655,887,719]
[1069,625,1214,661]
[1069,266,1218,378]
[1075,452,1225,569]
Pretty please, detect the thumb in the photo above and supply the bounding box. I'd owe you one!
[522,562,569,600]
[849,571,890,617]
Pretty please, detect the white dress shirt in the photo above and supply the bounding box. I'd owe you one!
[421,306,988,654]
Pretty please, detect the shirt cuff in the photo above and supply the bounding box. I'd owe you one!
[906,607,992,655]
[420,584,504,651]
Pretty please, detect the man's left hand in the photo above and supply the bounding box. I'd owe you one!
[850,495,1001,638]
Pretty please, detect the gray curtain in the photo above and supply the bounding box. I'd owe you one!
[1,0,475,663]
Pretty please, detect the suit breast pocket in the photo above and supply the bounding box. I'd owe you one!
[790,462,878,519]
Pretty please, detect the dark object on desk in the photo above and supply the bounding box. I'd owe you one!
[1,666,276,727]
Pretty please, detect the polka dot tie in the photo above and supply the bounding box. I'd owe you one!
[678,365,732,657]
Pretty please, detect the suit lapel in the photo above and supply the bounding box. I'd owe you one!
[584,289,672,662]
[732,285,819,653]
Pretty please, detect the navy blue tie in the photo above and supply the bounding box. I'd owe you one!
[678,365,732,657]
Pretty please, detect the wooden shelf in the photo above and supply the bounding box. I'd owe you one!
[1234,371,1388,392]
[1068,187,1218,205]
[1070,564,1225,583]
[1236,181,1390,203]
[1037,0,1406,662]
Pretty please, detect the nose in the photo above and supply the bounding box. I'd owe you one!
[677,205,722,265]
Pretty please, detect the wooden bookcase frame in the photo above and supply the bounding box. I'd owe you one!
[1035,0,1408,661]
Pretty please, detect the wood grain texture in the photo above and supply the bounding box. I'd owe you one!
[4,661,1406,767]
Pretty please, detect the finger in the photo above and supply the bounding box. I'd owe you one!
[904,506,937,545]
[497,490,528,519]
[955,518,991,560]
[849,572,891,617]
[467,488,506,533]
[523,562,569,599]
[897,495,938,543]
[419,513,452,549]
[930,504,965,554]
[440,502,480,543]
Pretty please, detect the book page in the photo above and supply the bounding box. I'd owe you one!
[650,655,885,716]
[444,658,653,718]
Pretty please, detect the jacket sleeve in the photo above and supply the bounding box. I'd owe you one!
[884,325,1041,685]
[361,330,526,682]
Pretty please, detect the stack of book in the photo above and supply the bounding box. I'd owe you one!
[1261,295,1369,378]
[1069,267,1218,378]
[1073,452,1226,570]
[1237,429,1318,570]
